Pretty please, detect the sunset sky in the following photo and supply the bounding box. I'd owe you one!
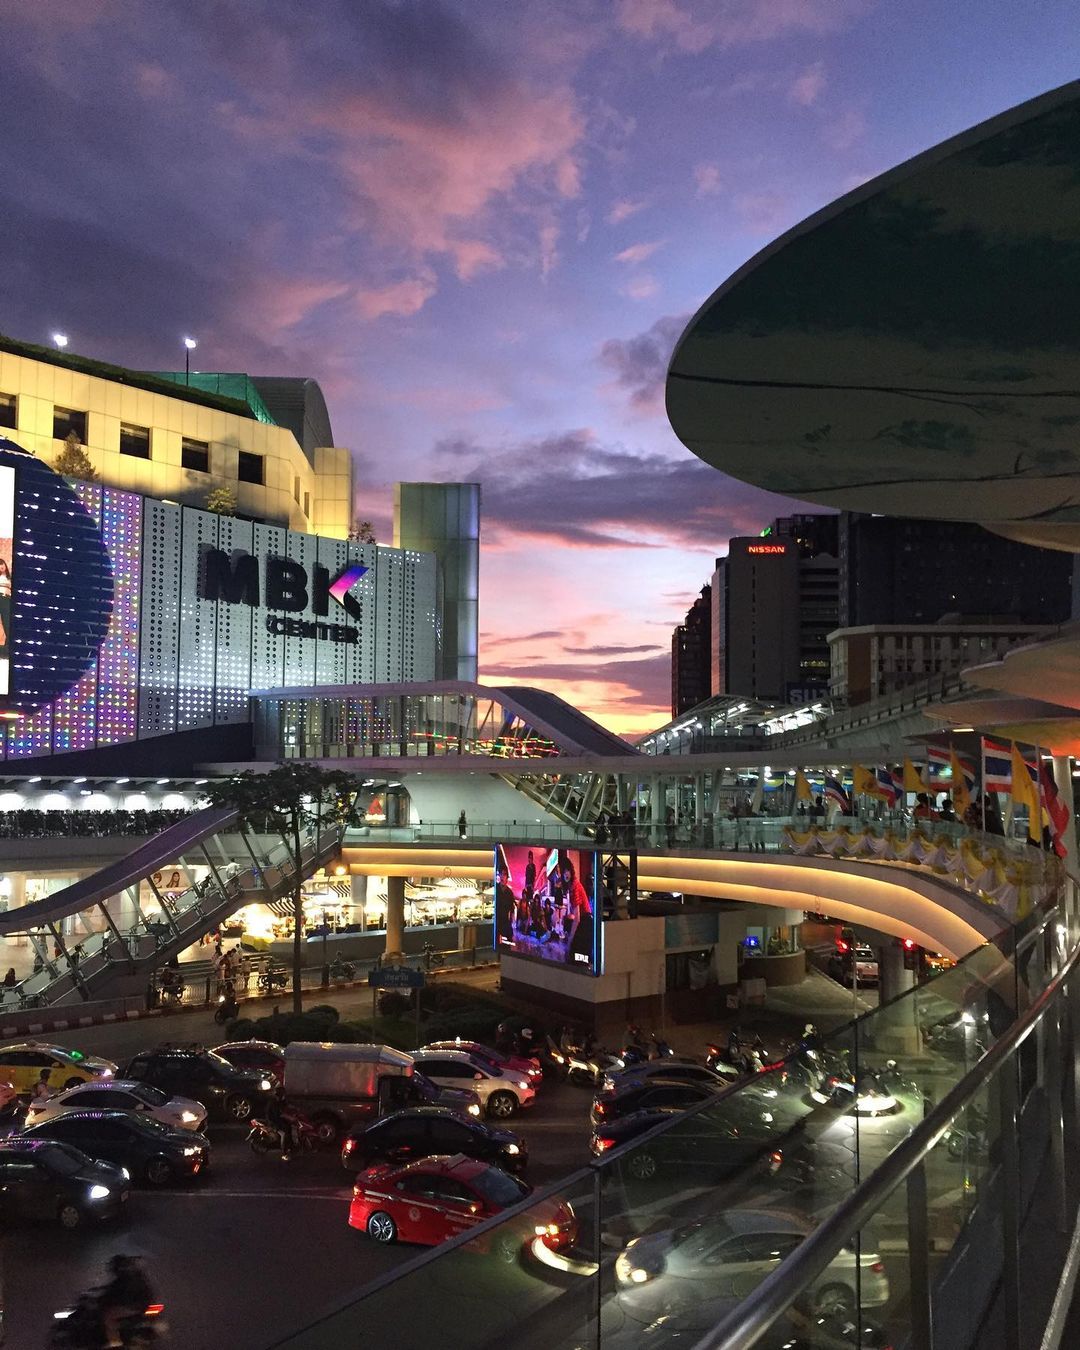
[2,0,1077,736]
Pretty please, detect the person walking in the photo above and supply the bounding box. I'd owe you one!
[31,1069,53,1103]
[457,810,468,839]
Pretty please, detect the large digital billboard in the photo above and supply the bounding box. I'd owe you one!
[494,844,601,975]
[0,463,14,698]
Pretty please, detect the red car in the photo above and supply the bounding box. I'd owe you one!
[212,1040,285,1085]
[348,1153,576,1258]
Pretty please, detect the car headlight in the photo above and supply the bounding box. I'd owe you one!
[121,1168,130,1181]
[181,1111,199,1124]
[468,1104,481,1117]
[88,1185,111,1200]
[629,1268,650,1283]
[182,1146,199,1157]
[534,1222,560,1236]
[260,1079,273,1091]
[517,1081,529,1091]
[505,1143,520,1155]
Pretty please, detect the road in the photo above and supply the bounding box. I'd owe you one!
[0,1007,597,1350]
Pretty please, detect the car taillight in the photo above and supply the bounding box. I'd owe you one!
[869,1261,885,1273]
[769,1150,783,1168]
[145,1305,165,1318]
[595,1136,615,1151]
[343,1139,356,1153]
[595,1102,607,1114]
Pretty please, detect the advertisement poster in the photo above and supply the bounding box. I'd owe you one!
[494,844,601,974]
[0,464,14,697]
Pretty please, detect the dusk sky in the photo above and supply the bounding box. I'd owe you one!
[2,1,1078,736]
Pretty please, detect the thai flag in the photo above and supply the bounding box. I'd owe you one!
[927,745,974,786]
[891,766,905,801]
[875,767,898,806]
[982,737,1012,793]
[824,777,851,813]
[1039,762,1070,858]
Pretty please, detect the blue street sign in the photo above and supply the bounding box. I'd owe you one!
[368,965,426,989]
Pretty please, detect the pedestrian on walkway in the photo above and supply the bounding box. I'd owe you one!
[457,810,468,839]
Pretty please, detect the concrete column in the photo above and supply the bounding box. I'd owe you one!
[650,774,663,847]
[1054,756,1078,882]
[877,942,921,1053]
[350,873,368,929]
[384,875,406,964]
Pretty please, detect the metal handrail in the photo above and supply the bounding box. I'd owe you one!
[693,914,1080,1350]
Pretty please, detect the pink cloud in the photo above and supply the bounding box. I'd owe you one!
[824,106,867,150]
[790,60,826,106]
[619,273,660,300]
[355,271,437,321]
[252,277,351,332]
[693,162,722,196]
[735,190,792,234]
[615,240,663,265]
[615,0,866,52]
[606,197,648,224]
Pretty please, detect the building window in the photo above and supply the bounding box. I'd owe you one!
[303,491,310,517]
[119,422,151,458]
[53,406,87,442]
[0,394,15,430]
[181,438,209,473]
[237,450,264,485]
[293,475,301,503]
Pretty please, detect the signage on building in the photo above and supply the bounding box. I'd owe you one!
[746,544,787,555]
[368,965,426,989]
[199,548,368,644]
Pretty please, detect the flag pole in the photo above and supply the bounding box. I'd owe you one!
[980,736,987,836]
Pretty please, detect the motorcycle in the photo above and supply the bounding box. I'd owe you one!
[257,966,288,994]
[159,978,185,1007]
[707,1031,770,1077]
[422,943,446,971]
[650,1033,674,1059]
[330,958,356,985]
[51,1295,167,1348]
[247,1114,319,1157]
[942,1105,988,1159]
[213,989,239,1025]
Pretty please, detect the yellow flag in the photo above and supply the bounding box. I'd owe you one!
[852,764,877,796]
[1010,742,1040,842]
[794,769,813,802]
[903,757,928,793]
[950,747,972,816]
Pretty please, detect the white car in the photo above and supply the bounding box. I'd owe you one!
[614,1208,889,1318]
[24,1078,208,1133]
[411,1049,536,1120]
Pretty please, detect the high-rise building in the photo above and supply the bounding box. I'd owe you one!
[709,513,838,702]
[838,513,1074,628]
[671,584,711,717]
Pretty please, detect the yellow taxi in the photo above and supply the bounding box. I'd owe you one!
[0,1042,118,1096]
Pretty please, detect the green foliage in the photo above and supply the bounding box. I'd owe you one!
[204,485,237,515]
[377,990,412,1018]
[306,1004,341,1026]
[423,1005,505,1044]
[348,520,377,544]
[54,433,98,482]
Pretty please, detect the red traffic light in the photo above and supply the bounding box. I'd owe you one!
[902,938,917,950]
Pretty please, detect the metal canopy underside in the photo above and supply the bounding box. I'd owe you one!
[666,80,1080,551]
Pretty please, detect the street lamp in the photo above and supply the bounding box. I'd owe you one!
[183,336,197,384]
[52,333,68,350]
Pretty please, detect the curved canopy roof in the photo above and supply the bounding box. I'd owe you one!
[667,81,1080,552]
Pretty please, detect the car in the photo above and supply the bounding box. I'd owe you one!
[410,1049,536,1119]
[590,1100,787,1183]
[212,1039,285,1085]
[827,943,879,987]
[0,1137,131,1229]
[123,1045,276,1122]
[24,1078,208,1133]
[410,1070,483,1119]
[590,1078,721,1127]
[425,1040,543,1087]
[600,1058,736,1094]
[613,1209,889,1318]
[0,1042,118,1095]
[20,1109,211,1186]
[341,1106,526,1174]
[348,1152,575,1258]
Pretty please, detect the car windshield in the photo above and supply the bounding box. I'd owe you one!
[200,1051,233,1069]
[130,1083,169,1107]
[672,1219,731,1256]
[467,1167,528,1210]
[38,1143,92,1175]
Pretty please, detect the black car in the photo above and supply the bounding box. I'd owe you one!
[590,1104,784,1184]
[21,1110,211,1186]
[0,1137,130,1228]
[123,1046,276,1122]
[590,1078,721,1127]
[341,1106,527,1175]
[602,1059,739,1093]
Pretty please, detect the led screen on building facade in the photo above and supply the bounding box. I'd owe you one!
[494,844,601,974]
[0,463,14,697]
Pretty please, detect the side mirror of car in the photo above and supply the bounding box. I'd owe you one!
[474,1072,484,1081]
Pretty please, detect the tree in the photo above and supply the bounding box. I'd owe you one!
[54,431,98,482]
[203,764,358,1013]
[348,520,376,544]
[204,485,237,516]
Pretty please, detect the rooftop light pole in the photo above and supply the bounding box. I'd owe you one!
[52,333,68,350]
[183,336,197,385]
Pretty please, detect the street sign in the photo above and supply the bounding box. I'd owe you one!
[368,965,425,990]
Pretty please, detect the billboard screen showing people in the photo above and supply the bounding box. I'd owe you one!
[0,464,14,697]
[494,844,601,975]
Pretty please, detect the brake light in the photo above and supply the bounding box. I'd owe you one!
[145,1305,165,1318]
[870,1261,885,1274]
[343,1139,355,1153]
[836,939,850,953]
[595,1136,615,1151]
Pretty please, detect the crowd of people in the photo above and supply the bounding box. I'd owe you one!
[0,807,189,838]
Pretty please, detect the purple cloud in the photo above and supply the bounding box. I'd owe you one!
[599,313,690,412]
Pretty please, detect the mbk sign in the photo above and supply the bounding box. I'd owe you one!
[199,548,369,644]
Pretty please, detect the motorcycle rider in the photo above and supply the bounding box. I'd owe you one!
[98,1254,155,1348]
